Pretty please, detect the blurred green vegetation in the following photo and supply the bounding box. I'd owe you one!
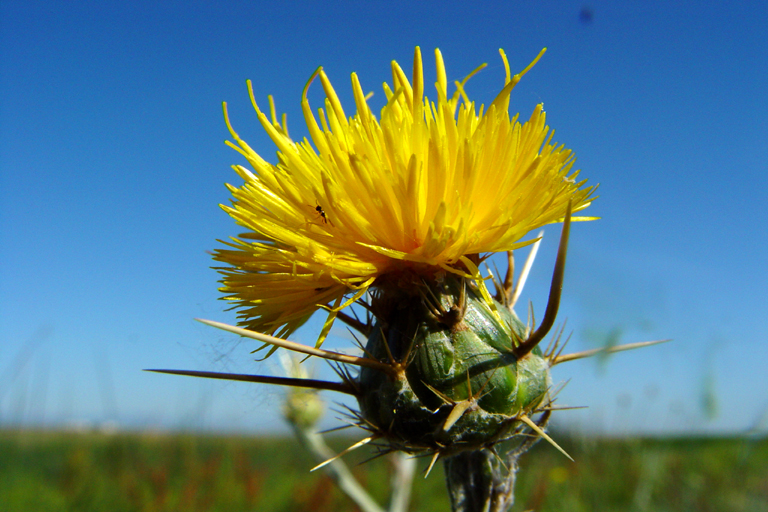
[0,429,766,511]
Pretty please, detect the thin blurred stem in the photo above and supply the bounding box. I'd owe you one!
[291,424,384,512]
[388,452,416,512]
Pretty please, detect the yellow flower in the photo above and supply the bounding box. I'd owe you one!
[214,47,596,346]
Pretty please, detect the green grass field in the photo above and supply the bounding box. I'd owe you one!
[1,429,765,511]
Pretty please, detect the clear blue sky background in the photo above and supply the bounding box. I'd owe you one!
[1,0,766,436]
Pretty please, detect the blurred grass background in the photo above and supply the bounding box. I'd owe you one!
[1,429,765,512]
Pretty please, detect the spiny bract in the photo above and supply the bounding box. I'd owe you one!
[357,270,552,457]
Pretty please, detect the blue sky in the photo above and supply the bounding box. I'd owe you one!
[1,0,766,436]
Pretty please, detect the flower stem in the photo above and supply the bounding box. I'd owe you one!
[291,425,385,512]
[388,453,416,512]
[444,449,517,512]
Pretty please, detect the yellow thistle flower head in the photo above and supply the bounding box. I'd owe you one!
[214,47,596,347]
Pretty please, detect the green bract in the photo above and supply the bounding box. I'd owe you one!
[358,272,552,455]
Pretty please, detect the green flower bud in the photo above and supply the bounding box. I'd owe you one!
[280,355,325,429]
[357,272,551,455]
[283,388,325,429]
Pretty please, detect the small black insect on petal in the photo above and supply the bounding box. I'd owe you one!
[315,204,328,224]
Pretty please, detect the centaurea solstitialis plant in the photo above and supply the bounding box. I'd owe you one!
[150,47,667,512]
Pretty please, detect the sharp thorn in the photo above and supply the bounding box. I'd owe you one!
[194,318,396,375]
[514,202,572,359]
[553,331,574,363]
[144,369,357,395]
[552,339,672,366]
[442,400,473,432]
[536,405,589,412]
[503,250,515,304]
[422,381,455,405]
[424,451,441,478]
[310,435,377,472]
[518,414,573,462]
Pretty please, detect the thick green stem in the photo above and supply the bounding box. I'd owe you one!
[444,449,518,512]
